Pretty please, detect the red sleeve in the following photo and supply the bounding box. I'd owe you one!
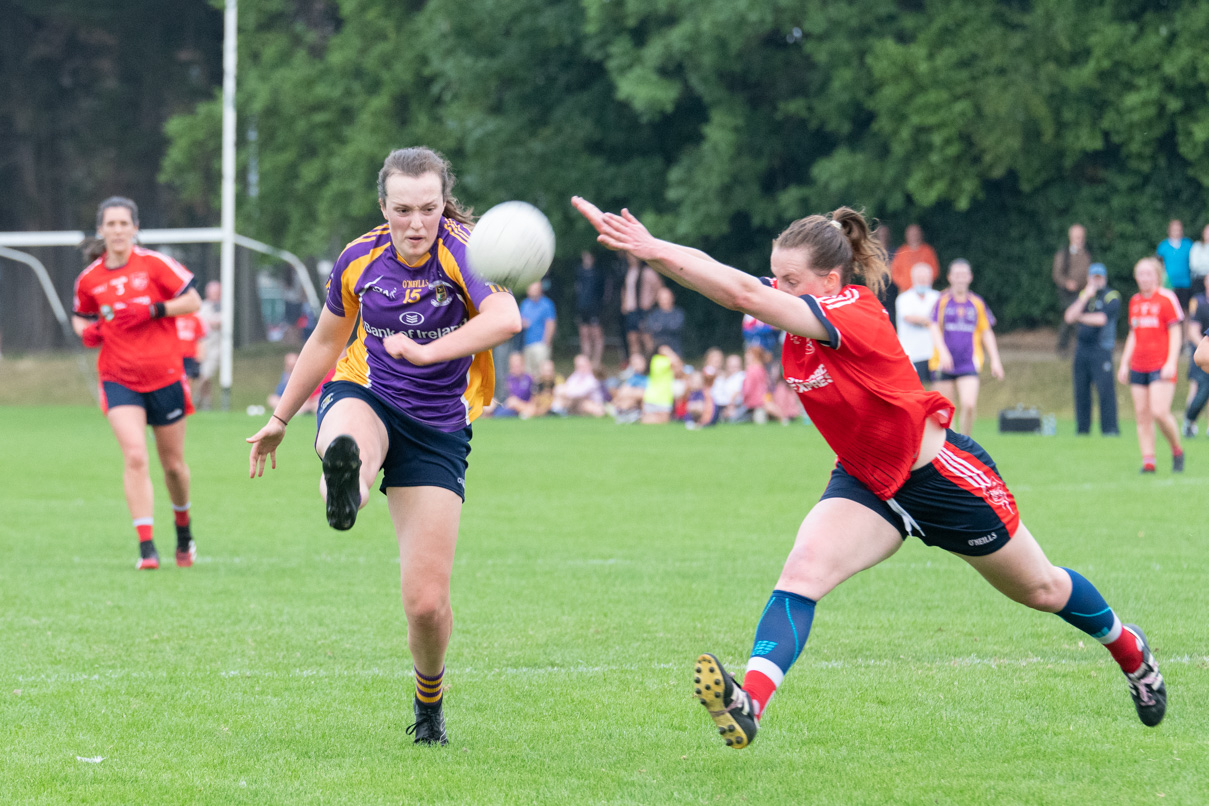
[72,268,98,317]
[147,251,194,301]
[1161,293,1184,326]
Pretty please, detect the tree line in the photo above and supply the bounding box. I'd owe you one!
[4,0,1208,352]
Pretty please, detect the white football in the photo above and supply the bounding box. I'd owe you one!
[466,201,556,291]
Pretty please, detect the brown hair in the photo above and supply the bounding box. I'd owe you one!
[376,146,472,226]
[95,196,139,229]
[772,206,890,295]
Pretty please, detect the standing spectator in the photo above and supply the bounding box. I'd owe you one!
[1118,256,1184,473]
[620,253,661,360]
[519,280,556,377]
[1181,274,1209,437]
[738,345,772,423]
[1156,219,1193,313]
[197,280,222,410]
[1189,223,1209,298]
[1052,223,1093,355]
[1063,263,1121,436]
[72,196,203,570]
[574,250,606,369]
[889,223,939,294]
[643,286,685,357]
[930,259,1004,436]
[176,310,207,385]
[895,262,941,385]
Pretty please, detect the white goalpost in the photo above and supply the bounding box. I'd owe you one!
[0,227,320,409]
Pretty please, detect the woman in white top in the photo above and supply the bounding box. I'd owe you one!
[895,262,941,384]
[1189,223,1209,290]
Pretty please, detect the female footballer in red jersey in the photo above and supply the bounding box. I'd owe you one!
[248,148,521,746]
[573,197,1167,748]
[72,197,202,570]
[1117,257,1184,473]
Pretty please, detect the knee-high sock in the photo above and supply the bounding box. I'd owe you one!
[1055,568,1143,674]
[743,590,816,718]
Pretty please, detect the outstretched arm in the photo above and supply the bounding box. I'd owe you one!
[572,197,830,342]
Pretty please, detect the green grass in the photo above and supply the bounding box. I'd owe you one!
[0,407,1205,805]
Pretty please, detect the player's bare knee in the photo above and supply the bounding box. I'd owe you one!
[403,592,450,630]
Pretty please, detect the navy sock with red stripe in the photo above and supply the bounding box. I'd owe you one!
[1055,568,1143,674]
[743,590,816,719]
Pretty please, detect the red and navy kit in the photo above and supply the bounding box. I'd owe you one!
[73,247,195,392]
[771,282,953,499]
[1127,289,1183,372]
[764,280,1019,555]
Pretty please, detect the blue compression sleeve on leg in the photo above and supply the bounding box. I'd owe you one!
[1054,567,1119,641]
[749,589,817,675]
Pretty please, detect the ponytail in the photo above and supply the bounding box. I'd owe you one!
[773,206,890,295]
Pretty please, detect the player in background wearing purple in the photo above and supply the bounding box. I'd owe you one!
[929,259,1004,435]
[247,147,521,746]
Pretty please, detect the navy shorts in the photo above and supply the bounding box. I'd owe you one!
[100,380,191,426]
[1129,369,1164,385]
[316,380,471,501]
[821,430,1020,556]
[183,357,200,379]
[622,310,645,335]
[936,370,978,381]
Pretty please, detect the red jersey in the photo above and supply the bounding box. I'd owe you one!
[176,313,207,359]
[777,284,954,499]
[1127,289,1182,372]
[73,247,195,391]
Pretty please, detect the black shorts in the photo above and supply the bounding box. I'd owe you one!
[821,430,1020,556]
[1129,369,1165,386]
[912,360,933,385]
[622,310,645,335]
[182,357,200,379]
[936,370,978,381]
[100,380,191,426]
[316,380,471,501]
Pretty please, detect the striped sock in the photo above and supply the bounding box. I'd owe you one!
[1055,568,1143,674]
[743,590,816,719]
[133,517,153,543]
[415,667,444,705]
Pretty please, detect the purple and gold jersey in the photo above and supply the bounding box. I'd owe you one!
[325,218,508,431]
[930,291,995,375]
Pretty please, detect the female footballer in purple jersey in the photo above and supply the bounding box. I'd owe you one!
[248,147,521,746]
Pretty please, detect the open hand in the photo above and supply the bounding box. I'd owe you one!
[247,418,286,478]
[571,197,661,261]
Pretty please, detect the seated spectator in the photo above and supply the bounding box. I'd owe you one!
[610,352,649,423]
[493,352,535,418]
[554,354,606,417]
[531,359,563,417]
[683,370,716,430]
[713,353,746,422]
[642,346,683,424]
[734,345,771,423]
[770,363,806,425]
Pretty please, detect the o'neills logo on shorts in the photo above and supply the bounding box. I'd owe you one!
[786,365,832,393]
[968,532,998,546]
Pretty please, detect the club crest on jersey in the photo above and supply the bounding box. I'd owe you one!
[130,273,150,292]
[430,281,451,307]
[400,311,425,326]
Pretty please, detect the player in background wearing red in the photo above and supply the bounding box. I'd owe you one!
[1118,257,1184,473]
[72,197,202,570]
[573,197,1167,748]
[176,310,207,389]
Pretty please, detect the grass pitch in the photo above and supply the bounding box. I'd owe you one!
[0,407,1205,804]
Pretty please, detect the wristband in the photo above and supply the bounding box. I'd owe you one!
[271,413,289,427]
[151,302,167,319]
